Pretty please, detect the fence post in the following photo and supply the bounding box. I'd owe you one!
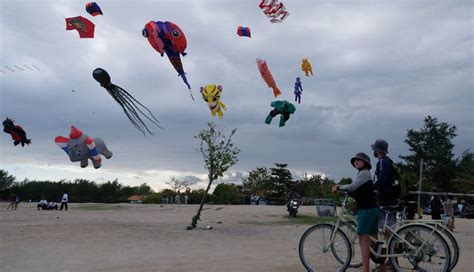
[417,159,423,219]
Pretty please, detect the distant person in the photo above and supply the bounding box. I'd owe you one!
[37,198,48,210]
[60,191,69,211]
[444,195,455,231]
[175,194,181,204]
[286,191,301,212]
[333,152,378,272]
[7,193,16,210]
[162,195,166,205]
[14,194,20,210]
[429,188,443,220]
[47,201,58,210]
[184,194,189,205]
[458,201,465,218]
[165,196,169,204]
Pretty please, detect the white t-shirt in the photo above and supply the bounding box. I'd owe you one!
[62,193,68,203]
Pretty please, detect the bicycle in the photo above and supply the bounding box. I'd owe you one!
[298,192,451,271]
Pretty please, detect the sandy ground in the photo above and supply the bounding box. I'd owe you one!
[1,203,473,272]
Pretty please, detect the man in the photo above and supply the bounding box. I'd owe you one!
[372,139,398,225]
[286,190,301,212]
[37,197,48,210]
[372,139,398,271]
[60,191,69,211]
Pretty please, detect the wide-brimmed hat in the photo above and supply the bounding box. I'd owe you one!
[371,139,389,154]
[351,152,372,169]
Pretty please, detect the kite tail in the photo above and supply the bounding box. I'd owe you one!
[273,87,281,97]
[179,73,194,100]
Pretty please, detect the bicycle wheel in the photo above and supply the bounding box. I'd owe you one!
[337,221,363,268]
[436,225,459,271]
[388,224,450,272]
[299,223,352,272]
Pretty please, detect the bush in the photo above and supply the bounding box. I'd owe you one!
[143,193,162,204]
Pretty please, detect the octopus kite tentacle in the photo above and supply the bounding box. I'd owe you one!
[108,86,163,134]
[92,68,163,135]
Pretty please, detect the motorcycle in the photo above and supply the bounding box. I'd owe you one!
[288,199,300,217]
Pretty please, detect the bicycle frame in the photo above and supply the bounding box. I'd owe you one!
[329,193,443,260]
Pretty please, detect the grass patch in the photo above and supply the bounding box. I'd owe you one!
[277,214,336,225]
[239,214,336,226]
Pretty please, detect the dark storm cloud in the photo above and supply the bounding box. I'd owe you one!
[1,0,472,190]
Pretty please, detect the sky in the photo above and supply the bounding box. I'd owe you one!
[0,0,473,191]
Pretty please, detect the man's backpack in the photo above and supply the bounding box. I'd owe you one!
[389,159,406,199]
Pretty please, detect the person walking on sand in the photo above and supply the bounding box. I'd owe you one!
[175,194,181,204]
[14,194,20,210]
[7,193,16,210]
[60,191,69,211]
[429,188,443,220]
[184,194,189,205]
[444,195,455,231]
[333,152,378,272]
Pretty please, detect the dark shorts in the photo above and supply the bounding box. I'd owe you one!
[357,208,379,235]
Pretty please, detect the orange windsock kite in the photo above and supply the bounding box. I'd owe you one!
[256,58,281,97]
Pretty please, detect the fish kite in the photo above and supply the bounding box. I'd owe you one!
[3,118,31,147]
[200,84,226,118]
[237,26,251,38]
[65,16,95,38]
[92,68,163,135]
[55,126,113,169]
[294,77,303,104]
[142,21,193,100]
[86,2,103,16]
[258,0,290,23]
[256,58,281,97]
[265,100,296,127]
[301,58,313,76]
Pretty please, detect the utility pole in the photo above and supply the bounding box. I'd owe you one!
[417,159,424,219]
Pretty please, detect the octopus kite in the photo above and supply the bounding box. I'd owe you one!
[301,58,313,76]
[55,126,112,169]
[142,21,193,100]
[200,84,227,118]
[92,68,163,135]
[265,100,296,127]
[3,118,31,147]
[257,58,281,97]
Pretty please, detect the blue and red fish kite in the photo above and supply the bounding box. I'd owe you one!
[142,21,193,100]
[86,2,103,16]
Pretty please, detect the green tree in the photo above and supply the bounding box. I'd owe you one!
[0,170,16,191]
[137,183,153,195]
[212,183,243,204]
[242,167,273,196]
[338,177,352,186]
[452,150,474,193]
[399,116,457,191]
[190,123,240,228]
[270,163,294,199]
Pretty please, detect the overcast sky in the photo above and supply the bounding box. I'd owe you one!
[1,0,472,191]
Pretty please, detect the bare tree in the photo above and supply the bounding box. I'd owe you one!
[166,177,189,193]
[190,123,240,228]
